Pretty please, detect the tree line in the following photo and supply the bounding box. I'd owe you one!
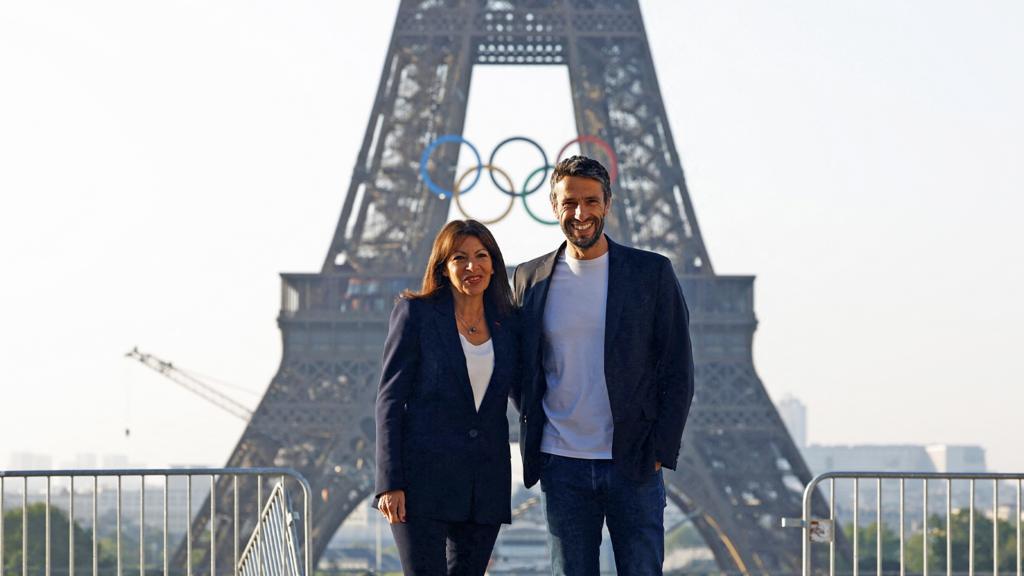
[839,510,1020,573]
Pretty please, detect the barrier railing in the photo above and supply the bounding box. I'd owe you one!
[784,472,1024,576]
[236,483,301,576]
[0,468,311,576]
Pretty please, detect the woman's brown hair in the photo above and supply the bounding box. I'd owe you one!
[403,219,514,317]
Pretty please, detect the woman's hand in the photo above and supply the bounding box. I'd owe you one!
[377,489,407,524]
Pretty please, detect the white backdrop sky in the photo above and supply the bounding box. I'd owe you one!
[1,1,1022,471]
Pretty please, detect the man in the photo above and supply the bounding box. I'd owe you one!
[512,155,694,576]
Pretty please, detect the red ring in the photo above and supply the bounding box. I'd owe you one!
[555,135,619,183]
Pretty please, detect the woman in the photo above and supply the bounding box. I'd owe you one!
[375,219,518,575]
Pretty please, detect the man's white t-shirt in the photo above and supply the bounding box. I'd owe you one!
[540,251,613,459]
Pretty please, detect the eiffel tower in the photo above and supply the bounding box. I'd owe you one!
[183,1,826,573]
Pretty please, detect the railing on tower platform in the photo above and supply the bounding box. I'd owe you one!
[280,273,418,321]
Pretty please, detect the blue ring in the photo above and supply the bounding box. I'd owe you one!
[420,135,483,198]
[487,136,549,197]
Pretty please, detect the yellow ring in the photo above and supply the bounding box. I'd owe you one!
[452,163,516,225]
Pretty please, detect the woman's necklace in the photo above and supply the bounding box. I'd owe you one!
[455,309,484,335]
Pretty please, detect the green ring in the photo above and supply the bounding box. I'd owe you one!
[521,165,558,226]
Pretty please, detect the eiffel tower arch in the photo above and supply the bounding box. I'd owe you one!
[183,1,827,573]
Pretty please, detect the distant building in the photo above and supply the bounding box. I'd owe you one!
[802,443,989,522]
[8,451,53,470]
[926,444,986,473]
[34,452,142,470]
[101,453,131,469]
[803,444,937,474]
[490,521,550,574]
[61,453,99,469]
[803,443,986,475]
[776,395,807,449]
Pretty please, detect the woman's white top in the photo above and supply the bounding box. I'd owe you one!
[459,333,494,411]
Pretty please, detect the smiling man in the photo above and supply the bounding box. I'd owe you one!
[512,155,695,576]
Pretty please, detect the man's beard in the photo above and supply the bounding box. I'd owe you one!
[562,216,605,250]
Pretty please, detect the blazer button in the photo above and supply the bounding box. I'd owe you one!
[468,429,479,439]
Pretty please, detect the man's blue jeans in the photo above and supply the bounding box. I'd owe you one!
[539,453,666,576]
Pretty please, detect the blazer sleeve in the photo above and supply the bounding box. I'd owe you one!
[374,297,419,497]
[653,258,695,470]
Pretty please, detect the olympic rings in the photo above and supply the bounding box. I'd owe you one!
[420,135,483,199]
[452,164,516,225]
[521,165,559,226]
[487,136,549,197]
[419,134,618,225]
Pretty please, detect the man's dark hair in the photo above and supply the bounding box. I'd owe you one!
[549,155,612,205]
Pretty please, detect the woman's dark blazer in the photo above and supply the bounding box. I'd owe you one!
[374,289,518,525]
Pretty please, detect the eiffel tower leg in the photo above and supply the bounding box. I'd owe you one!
[321,11,476,275]
[175,339,387,573]
[181,13,483,572]
[665,275,833,574]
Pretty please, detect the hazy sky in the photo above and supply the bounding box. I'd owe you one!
[1,1,1022,472]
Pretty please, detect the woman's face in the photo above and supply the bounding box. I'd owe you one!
[443,235,493,298]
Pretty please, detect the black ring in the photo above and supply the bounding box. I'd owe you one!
[487,136,549,197]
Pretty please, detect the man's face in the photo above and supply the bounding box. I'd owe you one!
[551,176,610,250]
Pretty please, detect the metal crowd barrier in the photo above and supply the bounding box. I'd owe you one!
[236,483,301,576]
[784,472,1024,576]
[0,468,311,576]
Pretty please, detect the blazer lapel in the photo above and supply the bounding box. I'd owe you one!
[522,244,564,393]
[526,242,565,322]
[430,292,476,411]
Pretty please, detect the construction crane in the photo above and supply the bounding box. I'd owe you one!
[125,346,253,422]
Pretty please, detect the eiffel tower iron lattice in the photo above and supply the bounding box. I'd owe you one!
[179,1,829,573]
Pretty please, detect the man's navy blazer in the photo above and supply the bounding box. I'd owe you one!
[374,289,517,525]
[511,237,694,488]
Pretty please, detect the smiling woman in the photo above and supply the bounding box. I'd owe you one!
[374,219,519,575]
[402,219,514,318]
